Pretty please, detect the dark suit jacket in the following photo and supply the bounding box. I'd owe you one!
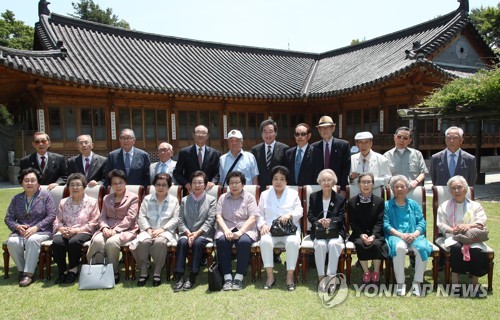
[104,147,151,189]
[307,190,346,240]
[347,194,385,240]
[173,145,221,187]
[284,144,320,186]
[311,138,350,191]
[68,153,107,184]
[430,149,477,186]
[20,152,67,185]
[251,141,289,192]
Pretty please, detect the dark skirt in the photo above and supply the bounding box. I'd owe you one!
[352,238,388,261]
[449,243,489,277]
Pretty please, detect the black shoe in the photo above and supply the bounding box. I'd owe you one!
[182,279,195,290]
[55,273,67,284]
[137,275,149,287]
[114,272,120,284]
[65,272,78,284]
[273,254,282,264]
[173,278,184,292]
[18,272,25,282]
[152,275,162,287]
[222,279,233,291]
[232,279,243,291]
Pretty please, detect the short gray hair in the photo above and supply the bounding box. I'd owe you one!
[445,126,464,138]
[389,175,410,192]
[317,169,338,185]
[447,175,469,194]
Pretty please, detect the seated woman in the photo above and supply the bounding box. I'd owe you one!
[258,166,302,291]
[51,173,100,284]
[132,173,179,287]
[87,169,139,284]
[307,169,346,289]
[437,175,489,294]
[215,171,259,291]
[384,175,431,296]
[347,172,387,285]
[5,168,56,287]
[173,171,216,292]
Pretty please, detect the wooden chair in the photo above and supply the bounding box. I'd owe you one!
[432,186,494,292]
[385,186,440,289]
[344,185,388,285]
[299,185,343,284]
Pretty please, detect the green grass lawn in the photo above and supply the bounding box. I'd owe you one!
[0,188,498,319]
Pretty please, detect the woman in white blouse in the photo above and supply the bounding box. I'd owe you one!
[132,173,179,287]
[258,166,302,291]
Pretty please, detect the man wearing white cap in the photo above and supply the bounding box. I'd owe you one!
[219,130,259,187]
[311,115,350,194]
[349,131,391,190]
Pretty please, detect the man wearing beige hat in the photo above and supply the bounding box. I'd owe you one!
[349,131,391,189]
[219,129,259,187]
[312,115,350,194]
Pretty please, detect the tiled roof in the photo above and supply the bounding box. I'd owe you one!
[0,6,489,100]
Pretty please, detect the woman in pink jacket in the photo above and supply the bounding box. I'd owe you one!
[87,169,139,284]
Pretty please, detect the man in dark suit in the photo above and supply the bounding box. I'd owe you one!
[104,128,151,189]
[431,126,477,186]
[251,119,289,193]
[285,123,320,186]
[173,125,221,192]
[20,131,67,189]
[311,116,351,194]
[67,135,107,187]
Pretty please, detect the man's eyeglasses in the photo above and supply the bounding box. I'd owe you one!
[294,132,308,137]
[34,139,48,144]
[119,136,134,141]
[395,135,410,141]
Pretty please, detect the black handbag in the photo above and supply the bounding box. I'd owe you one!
[270,218,297,237]
[314,220,339,239]
[207,251,223,291]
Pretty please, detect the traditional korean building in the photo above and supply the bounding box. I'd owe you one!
[0,0,497,160]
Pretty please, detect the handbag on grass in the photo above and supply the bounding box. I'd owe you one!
[79,251,115,290]
[314,220,339,239]
[270,218,297,237]
[208,250,223,291]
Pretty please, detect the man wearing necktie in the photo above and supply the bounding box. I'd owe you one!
[284,123,319,186]
[349,131,391,191]
[104,128,151,189]
[149,142,177,184]
[430,126,477,186]
[67,135,107,187]
[20,132,67,189]
[311,116,350,195]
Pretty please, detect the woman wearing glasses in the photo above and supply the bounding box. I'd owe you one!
[347,172,387,285]
[5,168,56,287]
[307,169,346,290]
[131,173,179,287]
[86,169,139,284]
[215,171,259,291]
[51,173,100,284]
[437,175,489,295]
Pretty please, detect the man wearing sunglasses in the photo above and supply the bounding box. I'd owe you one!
[383,126,428,190]
[20,131,67,189]
[285,123,319,186]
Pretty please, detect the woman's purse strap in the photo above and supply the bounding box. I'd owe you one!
[89,251,108,265]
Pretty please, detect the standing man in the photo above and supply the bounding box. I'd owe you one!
[173,125,221,192]
[150,142,177,185]
[251,119,289,192]
[384,126,428,190]
[67,135,107,187]
[20,131,67,189]
[285,123,319,186]
[311,116,350,194]
[431,126,477,186]
[349,131,391,190]
[104,128,151,189]
[219,130,259,187]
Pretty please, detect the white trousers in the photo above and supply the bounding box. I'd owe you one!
[87,233,125,273]
[313,236,344,276]
[260,232,300,271]
[393,240,428,283]
[7,234,50,274]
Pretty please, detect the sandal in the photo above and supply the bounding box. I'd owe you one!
[137,275,149,287]
[152,275,162,287]
[362,272,371,284]
[286,282,296,291]
[371,272,380,284]
[263,278,276,290]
